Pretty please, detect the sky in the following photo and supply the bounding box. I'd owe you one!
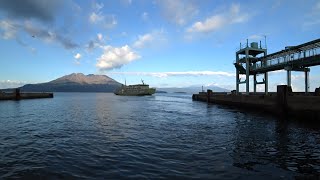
[0,0,319,91]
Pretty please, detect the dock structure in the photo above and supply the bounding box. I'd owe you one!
[192,86,320,120]
[235,38,320,95]
[0,88,53,100]
[235,40,268,95]
[193,38,320,120]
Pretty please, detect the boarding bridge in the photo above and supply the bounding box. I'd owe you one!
[235,38,320,95]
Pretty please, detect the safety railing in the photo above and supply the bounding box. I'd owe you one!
[250,47,319,71]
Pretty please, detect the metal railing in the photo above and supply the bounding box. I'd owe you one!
[250,46,320,71]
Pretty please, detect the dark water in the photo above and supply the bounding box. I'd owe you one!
[0,93,320,179]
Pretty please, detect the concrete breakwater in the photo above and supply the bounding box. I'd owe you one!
[192,85,320,120]
[0,89,53,100]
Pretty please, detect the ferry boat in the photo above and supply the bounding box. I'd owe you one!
[114,80,156,96]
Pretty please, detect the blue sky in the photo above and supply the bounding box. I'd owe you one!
[0,0,319,91]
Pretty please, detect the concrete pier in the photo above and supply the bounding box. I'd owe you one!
[0,88,53,100]
[192,85,320,120]
[200,38,320,121]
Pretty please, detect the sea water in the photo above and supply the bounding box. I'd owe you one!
[0,93,319,179]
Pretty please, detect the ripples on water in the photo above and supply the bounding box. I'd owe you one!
[0,93,319,179]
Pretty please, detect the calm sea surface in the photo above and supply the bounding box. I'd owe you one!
[0,93,320,179]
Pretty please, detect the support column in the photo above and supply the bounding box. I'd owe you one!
[15,88,21,100]
[236,53,239,95]
[253,74,257,93]
[265,72,268,95]
[287,70,291,87]
[236,70,239,94]
[245,50,250,95]
[305,69,310,93]
[264,51,268,95]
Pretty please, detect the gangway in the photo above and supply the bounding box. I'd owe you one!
[235,38,320,94]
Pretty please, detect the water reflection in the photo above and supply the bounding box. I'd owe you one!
[1,93,320,178]
[231,112,320,178]
[93,93,134,143]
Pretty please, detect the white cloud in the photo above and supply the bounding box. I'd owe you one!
[303,1,320,27]
[0,19,78,49]
[187,3,249,33]
[141,12,148,21]
[133,30,167,49]
[89,3,117,29]
[108,71,234,78]
[96,45,141,71]
[97,33,103,41]
[86,33,106,51]
[92,2,104,11]
[291,74,304,81]
[89,12,104,23]
[74,53,81,59]
[248,34,263,41]
[73,53,81,65]
[74,60,81,65]
[0,80,26,89]
[106,15,117,29]
[89,13,117,28]
[23,21,78,49]
[158,0,198,25]
[121,32,127,36]
[0,19,18,39]
[0,20,38,52]
[187,15,224,33]
[269,70,285,75]
[133,33,153,48]
[121,0,132,6]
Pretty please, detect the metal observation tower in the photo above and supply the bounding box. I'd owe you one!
[235,38,320,95]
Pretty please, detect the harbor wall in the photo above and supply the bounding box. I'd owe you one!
[192,85,320,120]
[0,89,53,100]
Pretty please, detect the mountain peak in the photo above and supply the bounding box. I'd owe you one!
[50,73,119,85]
[21,73,122,92]
[69,73,85,76]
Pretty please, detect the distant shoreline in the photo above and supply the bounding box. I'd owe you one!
[174,92,187,94]
[155,91,167,93]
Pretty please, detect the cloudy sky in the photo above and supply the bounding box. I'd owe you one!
[0,0,319,91]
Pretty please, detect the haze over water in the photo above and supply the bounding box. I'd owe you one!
[0,93,320,179]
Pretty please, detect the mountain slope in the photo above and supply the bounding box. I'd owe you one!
[20,73,122,92]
